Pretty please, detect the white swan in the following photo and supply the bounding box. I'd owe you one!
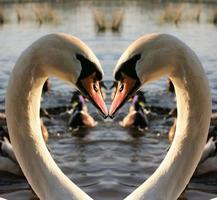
[0,119,49,176]
[168,119,217,176]
[5,33,108,200]
[0,137,23,176]
[109,33,212,200]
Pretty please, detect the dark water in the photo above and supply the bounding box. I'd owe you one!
[0,1,217,199]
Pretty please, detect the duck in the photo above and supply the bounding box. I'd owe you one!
[119,93,148,131]
[68,91,98,130]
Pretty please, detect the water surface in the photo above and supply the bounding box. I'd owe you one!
[0,1,217,199]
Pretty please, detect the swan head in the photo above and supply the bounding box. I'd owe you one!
[109,33,172,117]
[75,53,108,118]
[41,33,108,117]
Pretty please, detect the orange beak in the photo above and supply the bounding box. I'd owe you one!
[109,74,140,118]
[78,73,108,118]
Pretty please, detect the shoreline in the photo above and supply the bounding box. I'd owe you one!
[0,0,217,4]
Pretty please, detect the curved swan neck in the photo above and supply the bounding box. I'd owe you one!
[6,41,92,199]
[125,38,212,200]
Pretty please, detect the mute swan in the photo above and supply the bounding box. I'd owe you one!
[109,33,212,200]
[0,119,48,176]
[5,33,107,200]
[195,137,217,176]
[169,118,217,176]
[0,137,23,176]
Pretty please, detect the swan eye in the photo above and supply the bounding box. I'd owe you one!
[119,83,124,92]
[93,82,98,92]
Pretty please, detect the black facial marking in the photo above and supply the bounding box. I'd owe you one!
[115,54,141,80]
[76,54,102,81]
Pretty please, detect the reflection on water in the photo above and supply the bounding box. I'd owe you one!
[0,1,217,199]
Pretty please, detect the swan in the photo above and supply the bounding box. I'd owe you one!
[169,118,217,176]
[109,33,212,200]
[195,137,217,176]
[0,137,23,176]
[5,33,108,200]
[0,119,49,176]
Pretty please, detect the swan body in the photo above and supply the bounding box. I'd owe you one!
[0,137,22,175]
[5,33,107,200]
[169,117,217,176]
[0,119,49,176]
[195,153,217,176]
[110,33,212,200]
[1,137,17,162]
[195,137,217,176]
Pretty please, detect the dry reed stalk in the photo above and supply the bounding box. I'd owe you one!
[33,5,59,25]
[93,9,106,31]
[188,6,202,23]
[160,5,184,25]
[16,6,25,23]
[0,8,5,25]
[112,10,124,32]
[212,9,217,24]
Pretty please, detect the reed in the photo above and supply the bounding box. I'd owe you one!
[33,5,59,25]
[211,9,217,24]
[0,8,5,25]
[190,7,202,23]
[112,10,124,32]
[160,5,183,25]
[16,6,25,23]
[93,9,106,31]
[33,7,42,25]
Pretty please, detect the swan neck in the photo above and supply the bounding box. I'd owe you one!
[5,54,92,200]
[165,62,211,198]
[125,45,211,200]
[157,57,211,199]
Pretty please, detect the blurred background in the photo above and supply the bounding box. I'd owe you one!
[0,0,217,199]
